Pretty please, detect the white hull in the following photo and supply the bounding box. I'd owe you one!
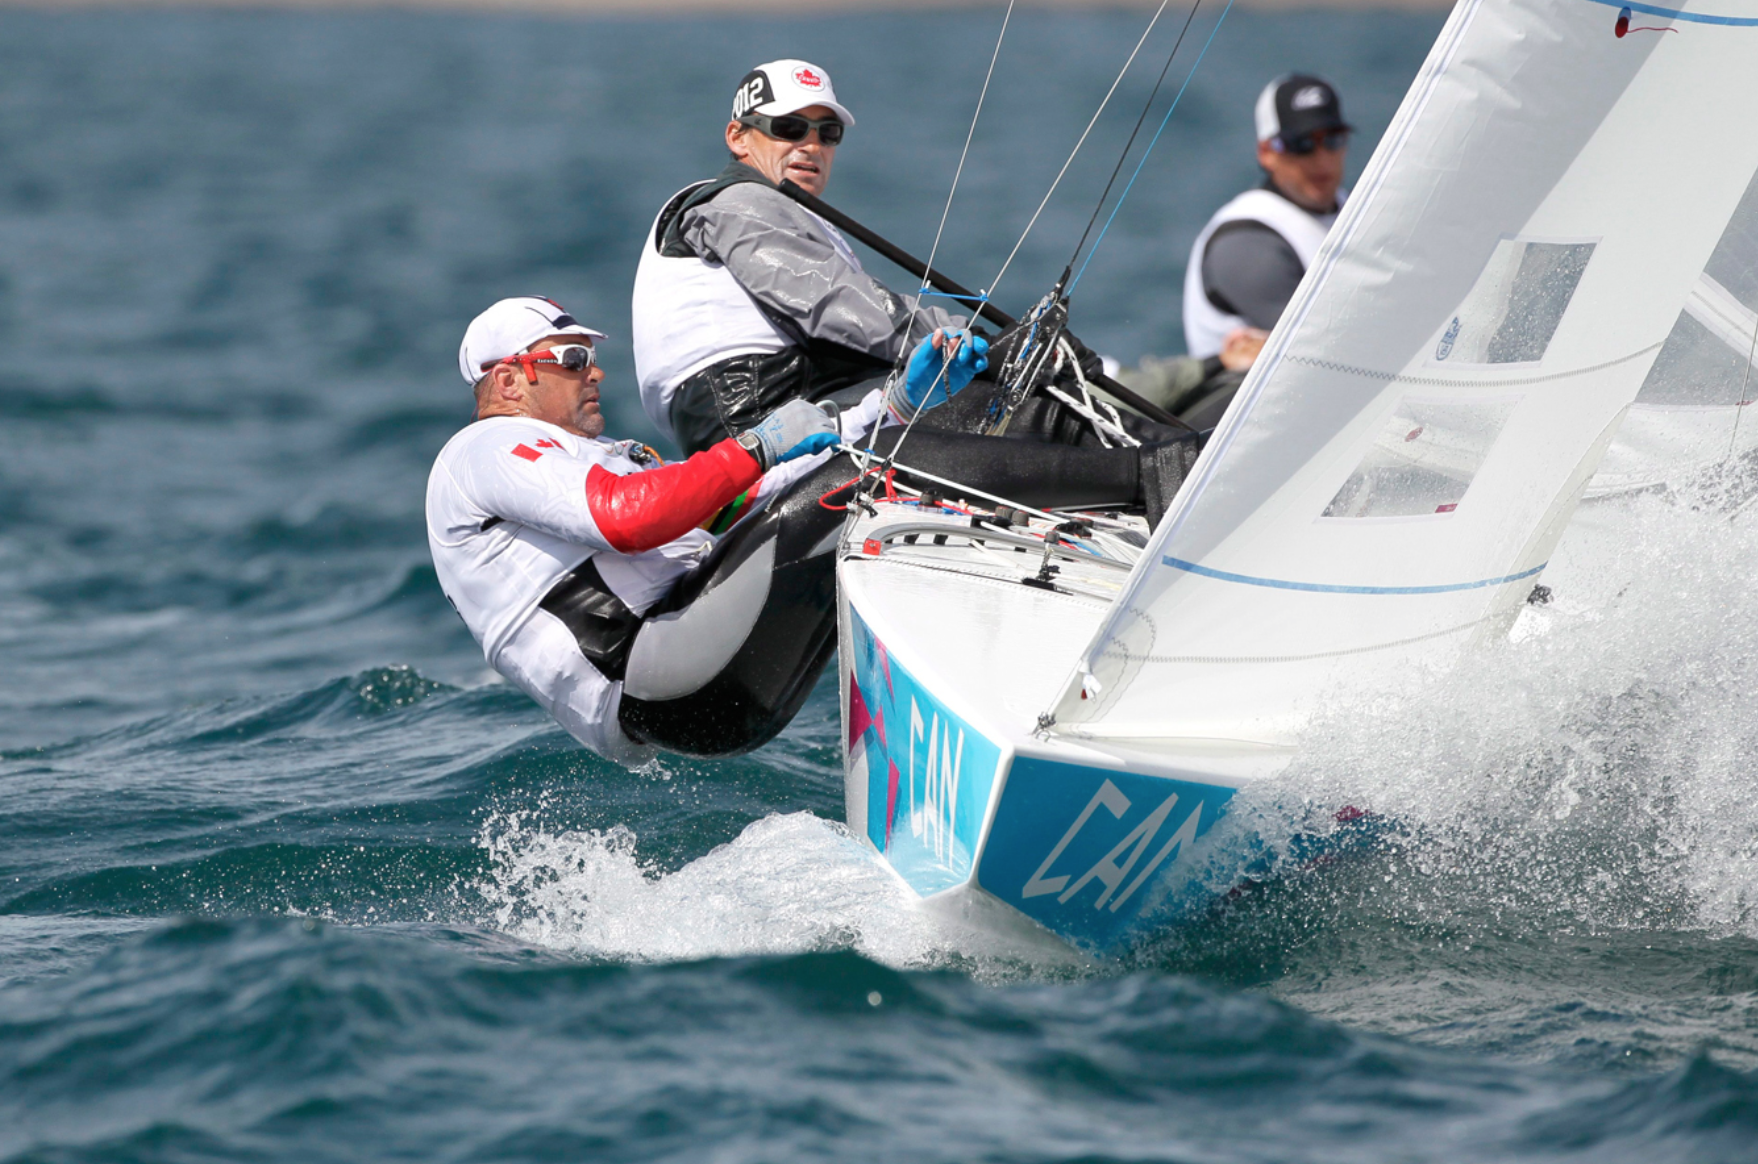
[836,502,1281,953]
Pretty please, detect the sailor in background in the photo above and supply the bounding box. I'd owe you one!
[1106,326,1266,432]
[1112,74,1349,430]
[428,297,986,762]
[1184,73,1350,357]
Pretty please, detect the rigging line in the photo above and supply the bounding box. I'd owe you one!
[864,0,1016,482]
[882,0,1177,484]
[985,0,1174,305]
[1069,0,1237,294]
[1726,294,1758,466]
[1066,0,1205,279]
[890,0,1015,377]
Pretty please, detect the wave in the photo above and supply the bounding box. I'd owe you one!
[0,379,316,424]
[0,667,558,919]
[1,915,1753,1164]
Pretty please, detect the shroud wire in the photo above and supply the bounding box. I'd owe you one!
[1065,0,1206,285]
[983,0,1174,306]
[870,1,1016,476]
[1069,0,1238,294]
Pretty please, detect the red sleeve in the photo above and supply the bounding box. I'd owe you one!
[585,439,762,554]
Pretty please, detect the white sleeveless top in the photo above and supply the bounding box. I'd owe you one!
[1181,187,1339,358]
[631,185,794,437]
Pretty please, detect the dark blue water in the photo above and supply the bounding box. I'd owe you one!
[4,8,1757,1162]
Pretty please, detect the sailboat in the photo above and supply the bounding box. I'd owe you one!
[836,0,1758,953]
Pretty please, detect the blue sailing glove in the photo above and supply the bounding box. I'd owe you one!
[887,329,990,423]
[738,398,840,470]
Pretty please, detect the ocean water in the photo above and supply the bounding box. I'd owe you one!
[3,7,1756,1162]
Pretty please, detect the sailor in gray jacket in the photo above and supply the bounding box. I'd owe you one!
[1183,74,1351,359]
[633,59,958,455]
[631,58,1203,525]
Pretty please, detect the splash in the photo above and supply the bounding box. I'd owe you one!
[473,809,1080,975]
[1269,484,1758,937]
[481,474,1758,963]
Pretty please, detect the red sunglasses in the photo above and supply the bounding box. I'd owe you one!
[484,343,597,384]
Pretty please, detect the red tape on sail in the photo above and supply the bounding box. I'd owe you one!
[1615,5,1678,35]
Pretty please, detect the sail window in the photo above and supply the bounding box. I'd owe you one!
[1636,166,1758,405]
[1429,238,1596,366]
[1322,395,1518,519]
[1635,295,1757,406]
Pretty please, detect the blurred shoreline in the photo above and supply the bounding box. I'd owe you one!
[0,0,1457,12]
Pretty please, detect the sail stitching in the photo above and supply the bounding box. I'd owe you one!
[1110,0,1485,570]
[1283,342,1659,389]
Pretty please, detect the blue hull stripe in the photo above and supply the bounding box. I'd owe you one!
[1581,0,1758,27]
[1161,556,1547,595]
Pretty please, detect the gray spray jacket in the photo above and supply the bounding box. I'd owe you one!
[646,163,966,453]
[670,163,960,364]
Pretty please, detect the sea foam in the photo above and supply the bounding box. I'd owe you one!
[1274,480,1758,938]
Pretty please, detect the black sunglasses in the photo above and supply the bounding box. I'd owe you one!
[1274,127,1350,156]
[739,112,846,146]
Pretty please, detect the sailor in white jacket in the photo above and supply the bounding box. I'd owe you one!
[428,297,986,763]
[1183,74,1352,359]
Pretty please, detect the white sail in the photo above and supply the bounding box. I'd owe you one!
[1052,0,1758,743]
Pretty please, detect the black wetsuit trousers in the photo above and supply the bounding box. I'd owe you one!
[536,425,1155,760]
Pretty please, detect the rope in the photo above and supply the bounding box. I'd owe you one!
[851,1,1016,506]
[884,0,1013,388]
[1069,0,1236,293]
[915,290,992,305]
[1066,0,1205,279]
[820,465,900,512]
[883,0,1201,481]
[986,0,1174,306]
[1040,336,1139,447]
[854,0,1221,514]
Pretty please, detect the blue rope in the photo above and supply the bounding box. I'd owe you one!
[1068,0,1237,295]
[916,289,992,304]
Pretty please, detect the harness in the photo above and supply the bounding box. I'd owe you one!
[539,558,644,681]
[653,163,890,453]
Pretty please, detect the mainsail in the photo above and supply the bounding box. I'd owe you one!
[1051,0,1758,742]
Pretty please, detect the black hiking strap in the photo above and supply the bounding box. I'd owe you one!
[538,557,644,682]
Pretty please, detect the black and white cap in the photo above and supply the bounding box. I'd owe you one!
[459,296,606,386]
[730,59,855,126]
[1254,74,1350,144]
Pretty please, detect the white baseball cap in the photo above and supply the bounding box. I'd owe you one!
[730,59,855,127]
[458,296,607,387]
